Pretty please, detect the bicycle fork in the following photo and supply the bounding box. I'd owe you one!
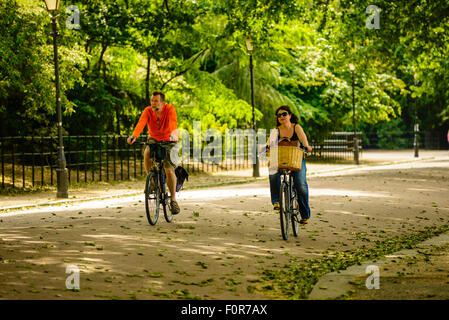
[158,166,167,204]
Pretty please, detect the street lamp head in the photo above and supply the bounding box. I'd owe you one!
[245,39,254,53]
[349,63,355,71]
[413,73,421,85]
[43,0,60,12]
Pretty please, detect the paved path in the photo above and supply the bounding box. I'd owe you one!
[0,153,448,299]
[1,149,446,211]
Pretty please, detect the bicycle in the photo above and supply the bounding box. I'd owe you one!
[137,140,177,225]
[278,144,308,240]
[279,144,307,240]
[263,142,308,240]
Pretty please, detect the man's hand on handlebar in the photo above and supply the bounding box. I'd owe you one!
[306,145,312,153]
[127,136,137,145]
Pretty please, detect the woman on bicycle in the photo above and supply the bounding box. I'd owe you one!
[266,106,313,224]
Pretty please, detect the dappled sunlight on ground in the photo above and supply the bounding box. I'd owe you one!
[0,157,448,299]
[312,189,391,198]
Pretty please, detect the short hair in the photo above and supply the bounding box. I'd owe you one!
[152,91,165,102]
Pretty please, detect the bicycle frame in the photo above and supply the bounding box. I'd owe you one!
[280,170,297,216]
[139,140,176,225]
[147,142,174,203]
[279,166,302,240]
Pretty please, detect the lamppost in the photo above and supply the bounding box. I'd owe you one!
[43,0,68,198]
[349,64,359,165]
[413,75,420,158]
[246,39,260,177]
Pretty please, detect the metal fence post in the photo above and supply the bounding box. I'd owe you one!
[31,136,35,187]
[99,136,102,182]
[133,142,137,179]
[84,135,87,183]
[22,137,25,188]
[113,135,117,181]
[91,136,95,182]
[120,136,124,180]
[106,135,109,181]
[12,141,15,188]
[40,136,44,186]
[1,136,4,188]
[127,137,130,180]
[76,136,80,183]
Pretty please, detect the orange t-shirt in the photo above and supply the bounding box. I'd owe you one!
[132,104,178,141]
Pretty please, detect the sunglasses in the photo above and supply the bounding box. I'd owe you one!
[276,111,289,118]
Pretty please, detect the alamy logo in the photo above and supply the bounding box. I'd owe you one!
[66,5,80,30]
[65,265,80,290]
[365,265,380,289]
[366,5,380,30]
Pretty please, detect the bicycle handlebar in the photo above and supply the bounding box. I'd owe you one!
[135,140,177,147]
[261,143,309,156]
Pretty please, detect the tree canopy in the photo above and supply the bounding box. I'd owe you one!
[1,0,448,141]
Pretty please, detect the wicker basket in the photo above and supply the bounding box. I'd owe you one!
[268,141,303,171]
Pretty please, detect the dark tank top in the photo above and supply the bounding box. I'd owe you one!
[277,123,299,142]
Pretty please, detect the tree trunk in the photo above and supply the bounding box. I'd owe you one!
[97,42,108,72]
[317,0,330,33]
[145,50,151,105]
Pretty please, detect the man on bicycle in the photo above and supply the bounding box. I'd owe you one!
[127,91,180,215]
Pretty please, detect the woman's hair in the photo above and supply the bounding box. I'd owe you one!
[275,105,299,126]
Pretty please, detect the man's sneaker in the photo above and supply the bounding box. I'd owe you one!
[273,202,280,211]
[299,218,309,225]
[170,200,180,215]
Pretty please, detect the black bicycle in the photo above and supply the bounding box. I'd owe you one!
[277,144,307,240]
[138,140,177,225]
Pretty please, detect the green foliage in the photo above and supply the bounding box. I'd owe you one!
[362,118,410,150]
[0,0,84,136]
[166,69,260,132]
[1,0,448,140]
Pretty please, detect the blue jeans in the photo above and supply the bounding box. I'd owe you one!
[269,159,311,220]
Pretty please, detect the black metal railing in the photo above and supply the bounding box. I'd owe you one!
[4,131,444,189]
[0,135,167,189]
[362,131,447,150]
[0,134,255,189]
[308,132,363,160]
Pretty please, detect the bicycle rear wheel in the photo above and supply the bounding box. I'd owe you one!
[279,182,290,240]
[291,192,299,237]
[164,198,173,222]
[145,172,159,225]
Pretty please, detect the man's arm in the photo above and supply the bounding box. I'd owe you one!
[127,108,149,144]
[168,105,178,141]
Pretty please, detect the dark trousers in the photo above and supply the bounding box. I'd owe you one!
[269,159,311,220]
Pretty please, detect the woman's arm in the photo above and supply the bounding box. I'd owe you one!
[295,124,312,152]
[259,128,278,153]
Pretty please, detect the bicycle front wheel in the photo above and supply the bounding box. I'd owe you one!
[145,172,160,225]
[279,182,290,240]
[160,172,174,223]
[291,192,299,237]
